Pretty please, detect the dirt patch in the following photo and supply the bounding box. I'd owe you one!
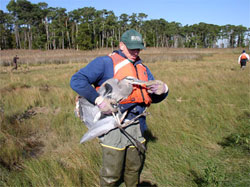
[39,84,50,92]
[0,134,44,170]
[0,83,31,94]
[23,137,44,158]
[5,106,58,124]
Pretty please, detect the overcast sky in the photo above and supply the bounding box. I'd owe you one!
[1,0,249,27]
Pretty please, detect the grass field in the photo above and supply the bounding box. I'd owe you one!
[0,48,249,186]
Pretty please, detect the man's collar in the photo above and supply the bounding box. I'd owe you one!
[114,49,141,64]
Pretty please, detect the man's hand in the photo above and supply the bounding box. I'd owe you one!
[146,80,168,95]
[95,96,118,114]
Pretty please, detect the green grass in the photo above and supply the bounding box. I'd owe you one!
[0,48,249,186]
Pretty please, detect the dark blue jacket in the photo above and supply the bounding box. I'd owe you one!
[70,50,168,133]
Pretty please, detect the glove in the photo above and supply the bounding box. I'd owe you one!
[146,80,168,95]
[95,96,118,114]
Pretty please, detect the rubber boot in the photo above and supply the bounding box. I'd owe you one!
[100,146,125,187]
[124,146,145,187]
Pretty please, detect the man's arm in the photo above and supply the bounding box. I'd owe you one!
[70,56,113,104]
[238,54,242,64]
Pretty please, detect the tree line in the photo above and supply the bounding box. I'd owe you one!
[1,0,249,50]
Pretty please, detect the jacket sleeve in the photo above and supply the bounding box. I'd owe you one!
[70,56,113,104]
[238,54,242,64]
[146,66,169,103]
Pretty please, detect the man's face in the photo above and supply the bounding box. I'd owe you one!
[119,42,140,62]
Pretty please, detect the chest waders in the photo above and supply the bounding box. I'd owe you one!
[100,140,145,187]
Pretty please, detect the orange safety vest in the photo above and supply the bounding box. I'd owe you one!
[241,54,248,60]
[109,52,152,105]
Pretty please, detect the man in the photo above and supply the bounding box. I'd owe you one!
[238,50,249,70]
[70,29,168,186]
[12,55,19,70]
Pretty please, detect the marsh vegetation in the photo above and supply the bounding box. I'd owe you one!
[0,48,249,186]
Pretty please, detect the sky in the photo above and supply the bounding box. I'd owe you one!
[1,0,249,27]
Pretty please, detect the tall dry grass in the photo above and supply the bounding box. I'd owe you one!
[1,47,241,66]
[0,48,249,186]
[0,49,111,66]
